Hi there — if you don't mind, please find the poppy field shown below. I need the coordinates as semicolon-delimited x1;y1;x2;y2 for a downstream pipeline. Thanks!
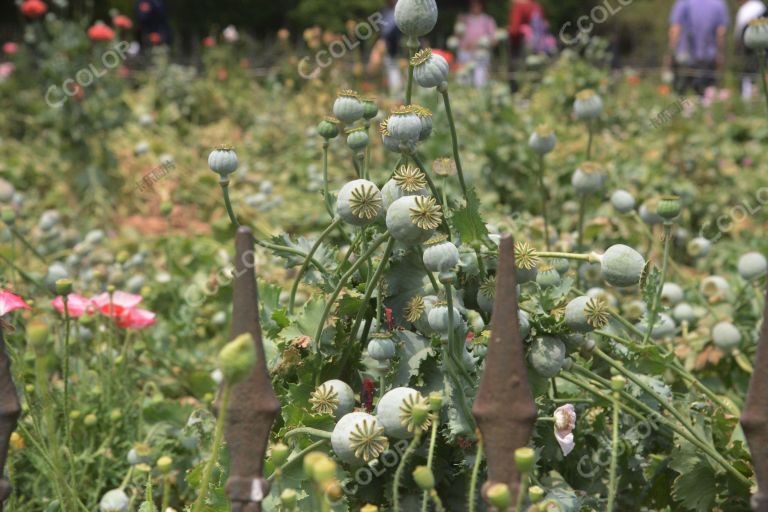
1;1;768;511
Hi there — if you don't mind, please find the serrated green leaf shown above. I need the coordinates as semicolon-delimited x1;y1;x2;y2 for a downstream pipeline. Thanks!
451;187;489;245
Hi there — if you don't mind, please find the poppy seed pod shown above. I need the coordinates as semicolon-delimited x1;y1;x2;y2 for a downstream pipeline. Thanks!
362;97;379;120
660;282;684;306
412;466;436;491
701;275;730;300
99;489;130;512
427;303;461;334
737;252;767;281
422;234;459;272
317;117;341;140
218;333;257;385
387;107;423;146
745;18;768;50
712;321;741;352
639;200;664;225
208;145;238;177
611;190;636;213
572;162;605;195
381;164;428;208
687;237;711;258
529;335;566;378
331;412;388;464
412;48;449;89
566;296;605;332
477;277;495;314
386;195;442;245
376;387;427;439
636;313;676;340
528;124;557;155
379;120;402;153
346;127;369;151
600;244;646;288
573;89;603;120
673;302;697;324
394;0;438;38
333;90;365;124
657;195;682;221
310;379;355;418
536;265;561;287
336;179;383;227
413;106;433;141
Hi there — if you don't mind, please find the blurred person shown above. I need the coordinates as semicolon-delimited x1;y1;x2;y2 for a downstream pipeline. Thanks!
367;0;403;96
457;0;498;88
735;0;767;98
135;0;172;48
508;0;545;92
667;0;729;95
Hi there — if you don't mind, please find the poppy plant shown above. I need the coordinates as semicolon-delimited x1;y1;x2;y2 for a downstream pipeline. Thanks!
20;0;47;19
0;289;31;316
91;291;143;317
51;294;93;318
88;22;116;42
113;15;133;30
116;308;156;329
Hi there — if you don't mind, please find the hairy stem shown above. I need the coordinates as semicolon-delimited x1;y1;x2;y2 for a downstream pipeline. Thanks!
192;383;232;512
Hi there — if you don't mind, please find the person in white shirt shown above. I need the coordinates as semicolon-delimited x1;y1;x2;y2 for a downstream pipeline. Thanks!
735;0;767;98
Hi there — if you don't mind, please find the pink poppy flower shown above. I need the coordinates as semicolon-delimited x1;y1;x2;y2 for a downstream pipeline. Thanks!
51;294;92;318
0;289;31;316
554;404;576;456
91;291;143;317
116;308;156;329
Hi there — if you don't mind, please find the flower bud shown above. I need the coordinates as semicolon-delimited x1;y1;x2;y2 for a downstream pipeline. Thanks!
218;333;257;385
610;375;626;391
514;447;535;473
9;432;24;451
528;485;545;504
486;482;511;510
271;442;290;466
69;410;82;421
303;451;326;478
157;455;173;474
84;413;98;426
312;456;337;483
428;391;443;412
412;465;435;490
280;488;298;509
55;278;73;297
110;408;122;421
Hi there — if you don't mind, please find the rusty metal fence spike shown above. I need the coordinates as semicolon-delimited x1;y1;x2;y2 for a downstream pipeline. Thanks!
223;227;281;512
0;325;20;511
472;235;537;511
741;282;768;512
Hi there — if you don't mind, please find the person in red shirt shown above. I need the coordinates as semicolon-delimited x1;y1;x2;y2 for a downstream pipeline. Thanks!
508;0;545;92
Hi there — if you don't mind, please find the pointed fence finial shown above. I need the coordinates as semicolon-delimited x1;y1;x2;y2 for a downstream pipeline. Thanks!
223;227;281;512
741;282;768;512
472;235;537;510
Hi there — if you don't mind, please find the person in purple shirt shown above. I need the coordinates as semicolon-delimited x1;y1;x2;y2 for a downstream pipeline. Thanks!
667;0;730;94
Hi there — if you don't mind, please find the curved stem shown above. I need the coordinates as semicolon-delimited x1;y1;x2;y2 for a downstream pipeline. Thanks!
439;88;469;201
534;251;597;263
284;427;334;440
322;141;334;218
429;490;447;512
393;431;422;512
642;223;673;345
313;234;390;352
421;416;440;512
607;389;620;512
254;239;329;275
220;179;239;228
288;218;343;314
468;438;484;512
192;383;232;512
267;440;328;482
538;154;550;250
350;237;396;344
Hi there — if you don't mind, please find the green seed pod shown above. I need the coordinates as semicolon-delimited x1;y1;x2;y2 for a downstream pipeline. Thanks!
412;465;435;491
386;107;422;146
514;241;539;284
376;387;428;439
333;90;364;124
362;97;379;120
55;278;73;296
271;442;290;466
573;89;603;120
346;127;369;151
636;313;676;340
600;244;645;288
413;106;433;141
312;457;337;483
565;296;609;332
712;321;741;352
310;379;356;419
379;120;403;153
336;179;383;227
610;189;636;213
303;451;326;478
529;335;566;378
518;310;531;339
528;124;557;155
700;275;730;300
428;391;443;411
317;117;341;139
218;333;257;385
386;195;442;245
367;333;396;362
745;18;768;50
672;303;697;324
529;485;545;504
99;489;129;512
536;265;561;288
394;0;438;38
84;413;98;426
486;483;512;510
381;164;428;208
405;294;438;335
738;252;767;281
208;145;238;177
660;282;684;307
571;162;605;195
657;195;682;221
514;447;535;473
331;412;388;464
412;48;449;89
639;200;664;225
157;455;173;474
427;303;460;334
280;489;298;509
422;234;459;272
477;276;495;314
687;237;711;258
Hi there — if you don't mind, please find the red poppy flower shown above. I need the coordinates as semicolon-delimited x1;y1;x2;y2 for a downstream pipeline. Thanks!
149;32;162;45
2;42;18;55
88;22;115;42
116;308;156;329
91;291;143;317
51;294;93;318
0;290;31;316
113;15;133;30
139;2;151;13
20;0;47;19
216;67;228;81
202;36;215;47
